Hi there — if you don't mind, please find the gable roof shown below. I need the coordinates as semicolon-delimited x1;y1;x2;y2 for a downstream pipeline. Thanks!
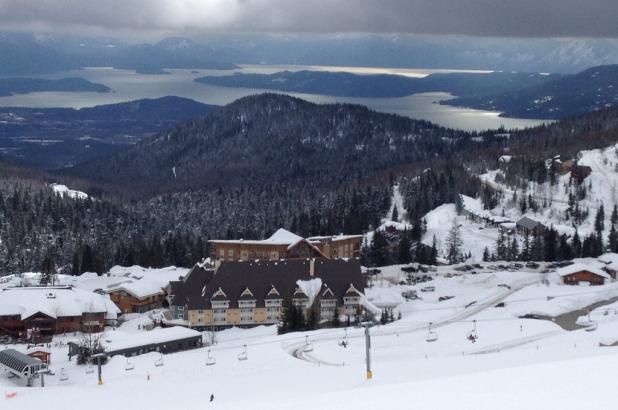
185;259;363;310
516;216;544;230
0;286;120;320
557;263;610;279
209;228;303;246
169;266;214;309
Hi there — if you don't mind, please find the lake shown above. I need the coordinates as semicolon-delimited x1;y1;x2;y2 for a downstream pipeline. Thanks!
0;65;549;132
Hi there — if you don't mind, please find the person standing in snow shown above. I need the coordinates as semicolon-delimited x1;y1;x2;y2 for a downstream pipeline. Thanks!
210;394;214;402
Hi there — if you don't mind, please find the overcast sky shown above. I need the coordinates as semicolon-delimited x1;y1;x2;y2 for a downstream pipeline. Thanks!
0;0;616;40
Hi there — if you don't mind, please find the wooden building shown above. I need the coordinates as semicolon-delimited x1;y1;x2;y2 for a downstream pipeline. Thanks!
0;287;119;339
558;264;610;285
209;228;362;263
26;347;51;364
98;279;168;314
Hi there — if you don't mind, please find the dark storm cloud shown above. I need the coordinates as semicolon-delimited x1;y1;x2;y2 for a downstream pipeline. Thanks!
0;0;616;38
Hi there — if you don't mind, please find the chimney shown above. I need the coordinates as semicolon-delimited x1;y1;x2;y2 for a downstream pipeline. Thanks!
309;258;315;277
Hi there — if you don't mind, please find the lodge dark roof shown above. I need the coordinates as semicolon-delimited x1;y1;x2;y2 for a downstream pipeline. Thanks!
169;265;214;309
516;216;544;231
185;258;363;310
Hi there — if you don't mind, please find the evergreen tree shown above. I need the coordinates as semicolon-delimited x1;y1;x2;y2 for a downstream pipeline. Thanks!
455;194;464;216
495;230;508;261
558;234;573;261
398;230;412;264
612;205;618;226
430;236;438;265
370;230;388;266
391;206;399;222
482;246;491;262
595;205;605;233
609;224;618;253
445;221;463;264
543;226;558;262
572;229;582;258
509;237;519;261
40;253;56;285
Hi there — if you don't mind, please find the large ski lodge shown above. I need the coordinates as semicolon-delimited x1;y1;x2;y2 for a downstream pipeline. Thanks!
209;228;363;264
169;258;365;330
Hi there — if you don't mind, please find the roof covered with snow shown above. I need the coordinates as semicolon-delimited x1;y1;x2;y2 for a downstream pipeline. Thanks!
0;286;120;319
209;228;362;247
101;326;201;353
556;263;610;278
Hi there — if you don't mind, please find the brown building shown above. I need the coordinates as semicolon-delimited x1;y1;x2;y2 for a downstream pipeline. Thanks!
209;228;363;264
107;288;167;314
558;264;610;285
26;347;51;364
0;287;120;339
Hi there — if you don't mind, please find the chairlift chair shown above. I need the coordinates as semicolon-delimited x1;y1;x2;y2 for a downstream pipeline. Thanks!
303;336;314;353
125;358;135;371
466;320;478;343
583;312;598;332
206;349;216;366
154;354;164;367
338;329;349;348
237;344;248;361
425;322;438;343
59;368;69;381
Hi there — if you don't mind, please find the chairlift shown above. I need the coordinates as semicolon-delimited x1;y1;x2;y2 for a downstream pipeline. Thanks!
426;322;438;343
125;358;135;371
583;312;598;332
154;354;164;367
466;320;478;343
303;335;314;353
338;328;349;348
59;368;69;381
206;349;216;366
237;344;248;361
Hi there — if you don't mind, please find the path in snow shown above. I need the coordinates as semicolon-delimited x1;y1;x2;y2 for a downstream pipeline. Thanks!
287;276;540;365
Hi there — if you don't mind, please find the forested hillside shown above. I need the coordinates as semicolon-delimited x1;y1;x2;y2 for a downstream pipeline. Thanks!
2;95;618;274
447;65;618;119
62;93;480;196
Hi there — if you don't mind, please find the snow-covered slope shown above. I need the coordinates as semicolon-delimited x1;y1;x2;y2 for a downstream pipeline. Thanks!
482;143;618;237
5;264;618;409
50;183;88;199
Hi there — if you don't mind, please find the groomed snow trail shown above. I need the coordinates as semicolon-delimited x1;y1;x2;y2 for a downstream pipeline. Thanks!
287;276;540;365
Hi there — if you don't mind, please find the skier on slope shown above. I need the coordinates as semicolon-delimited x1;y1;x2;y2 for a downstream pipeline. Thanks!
210;394;214;402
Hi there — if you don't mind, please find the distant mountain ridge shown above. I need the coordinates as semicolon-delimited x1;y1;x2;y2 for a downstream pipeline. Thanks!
446;65;618;119
3;32;618;76
0;33;236;75
195;70;562;99
0;77;110;96
0;96;218;169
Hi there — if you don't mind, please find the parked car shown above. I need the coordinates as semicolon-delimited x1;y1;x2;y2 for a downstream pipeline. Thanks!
421;286;435;293
497;283;511;290
402;290;419;300
465;301;477;308
438;296;454;302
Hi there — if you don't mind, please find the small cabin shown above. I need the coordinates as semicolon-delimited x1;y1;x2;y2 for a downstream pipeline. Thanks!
558;264;609;286
26;347;51;365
